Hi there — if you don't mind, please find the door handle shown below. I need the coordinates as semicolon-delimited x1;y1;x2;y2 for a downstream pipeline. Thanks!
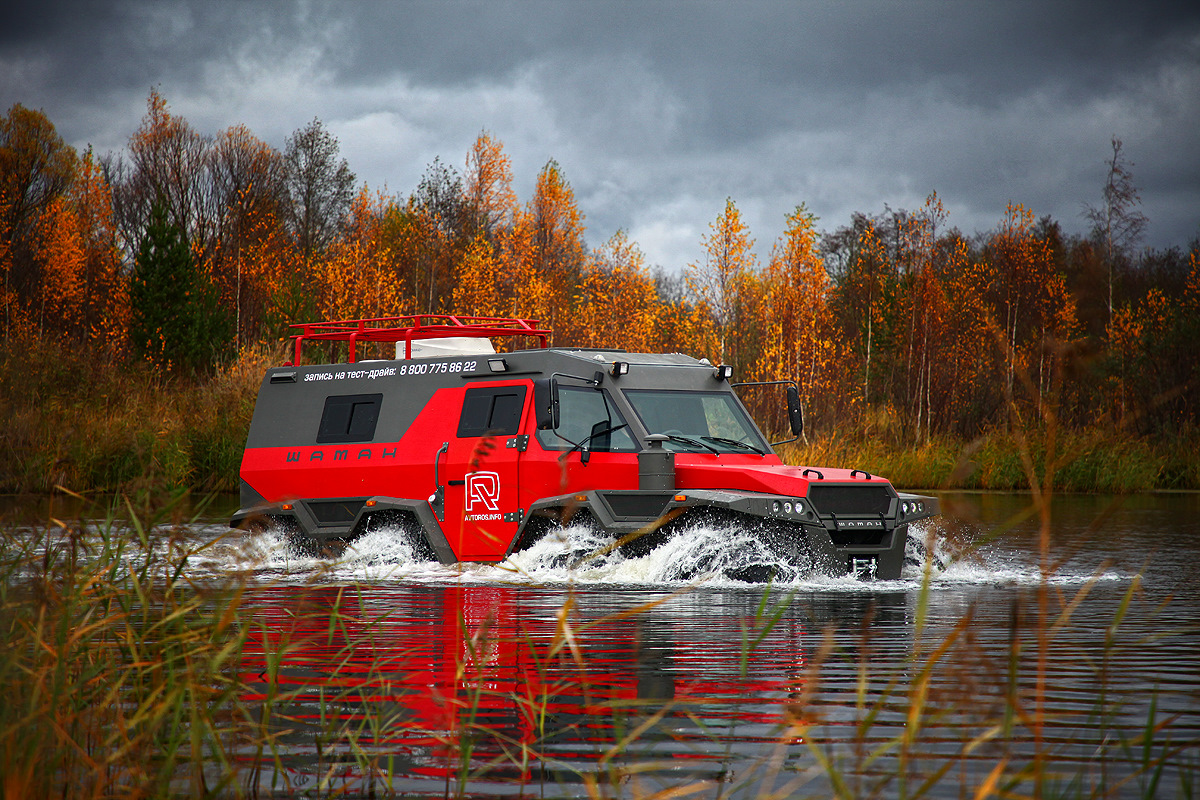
429;442;449;521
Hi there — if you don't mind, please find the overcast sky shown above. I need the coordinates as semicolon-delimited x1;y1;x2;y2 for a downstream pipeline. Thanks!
3;0;1198;271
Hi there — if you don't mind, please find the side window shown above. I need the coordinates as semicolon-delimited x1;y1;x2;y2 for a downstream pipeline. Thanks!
457;386;528;437
317;393;383;443
536;387;638;452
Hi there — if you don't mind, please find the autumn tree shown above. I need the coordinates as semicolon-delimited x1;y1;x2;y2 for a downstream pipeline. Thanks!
686;198;756;365
511;160;588;340
0;104;78;333
751;205;832;433
983;203;1077;411
580;230;660;351
36;149;127;349
899;193;948;441
464;131;517;241
209;124;287;345
453;234;508;318
826;215;899;410
283;118;355;262
316;188;407;328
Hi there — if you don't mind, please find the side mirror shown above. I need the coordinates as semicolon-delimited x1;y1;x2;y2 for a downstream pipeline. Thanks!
533;378;560;430
786;385;804;436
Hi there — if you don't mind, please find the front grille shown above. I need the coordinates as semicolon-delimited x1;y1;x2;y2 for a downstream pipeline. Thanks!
830;529;891;547
307;499;365;525
601;492;672;520
808;484;893;516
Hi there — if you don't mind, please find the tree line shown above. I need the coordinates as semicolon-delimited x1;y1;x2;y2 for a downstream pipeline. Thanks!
2;93;1196;444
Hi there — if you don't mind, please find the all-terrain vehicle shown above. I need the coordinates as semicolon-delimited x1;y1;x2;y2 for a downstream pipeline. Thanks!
231;315;938;580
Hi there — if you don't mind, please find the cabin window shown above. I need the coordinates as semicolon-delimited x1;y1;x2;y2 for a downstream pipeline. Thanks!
457;386;528;437
536;387;638;452
317;393;383;443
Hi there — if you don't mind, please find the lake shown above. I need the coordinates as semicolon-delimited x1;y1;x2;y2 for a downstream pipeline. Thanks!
11;491;1200;797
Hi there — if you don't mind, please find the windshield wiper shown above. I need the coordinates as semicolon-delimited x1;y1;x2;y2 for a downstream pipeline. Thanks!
560;423;629;462
659;433;721;454
702;435;763;454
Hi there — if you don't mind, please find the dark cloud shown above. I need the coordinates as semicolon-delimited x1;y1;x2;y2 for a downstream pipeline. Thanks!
3;0;1198;268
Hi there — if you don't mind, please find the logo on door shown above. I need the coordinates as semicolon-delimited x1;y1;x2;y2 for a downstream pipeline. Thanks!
465;471;501;513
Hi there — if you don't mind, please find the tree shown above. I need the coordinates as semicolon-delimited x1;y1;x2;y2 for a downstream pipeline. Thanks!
110;89;212;257
513;160;587;338
0;104;78;333
410;158;467;312
129;201;230;374
753;205;832;432
686;198;757;364
1085;136;1148;326
283;118;355;262
210;124;287;344
0;104;78;245
37;148;127;349
464;131;517;240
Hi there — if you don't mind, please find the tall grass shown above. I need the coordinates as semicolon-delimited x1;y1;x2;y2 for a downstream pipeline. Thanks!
776;424;1193;492
0;493;250;798
0;337;273;495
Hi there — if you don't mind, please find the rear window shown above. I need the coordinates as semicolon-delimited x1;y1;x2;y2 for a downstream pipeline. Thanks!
457;386;528;437
317;394;383;443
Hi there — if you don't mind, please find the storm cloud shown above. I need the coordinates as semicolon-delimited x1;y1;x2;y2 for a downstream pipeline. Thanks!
3;0;1197;269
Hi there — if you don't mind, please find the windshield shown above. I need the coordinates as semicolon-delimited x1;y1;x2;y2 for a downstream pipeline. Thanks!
624;389;768;454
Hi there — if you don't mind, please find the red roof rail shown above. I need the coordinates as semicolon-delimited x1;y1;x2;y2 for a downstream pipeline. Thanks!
287;315;552;365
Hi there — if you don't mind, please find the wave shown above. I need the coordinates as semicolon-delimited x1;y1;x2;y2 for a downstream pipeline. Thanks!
196;519;1126;590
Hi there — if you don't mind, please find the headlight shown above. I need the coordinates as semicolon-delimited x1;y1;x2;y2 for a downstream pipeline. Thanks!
795;500;804;514
783;502;793;514
772;500;781;513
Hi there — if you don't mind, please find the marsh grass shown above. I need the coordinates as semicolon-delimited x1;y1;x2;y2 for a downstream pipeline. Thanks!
0;492;252;798
776;425;1193;493
0;337;274;495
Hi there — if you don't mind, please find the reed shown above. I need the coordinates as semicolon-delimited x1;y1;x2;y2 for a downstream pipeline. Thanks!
0;493;253;798
0;337;272;495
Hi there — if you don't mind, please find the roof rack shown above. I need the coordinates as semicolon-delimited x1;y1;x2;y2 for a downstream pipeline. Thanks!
288;315;552;365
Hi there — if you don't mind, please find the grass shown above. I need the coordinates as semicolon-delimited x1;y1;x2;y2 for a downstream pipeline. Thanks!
0;493;250;798
776;424;1196;492
0;337;271;495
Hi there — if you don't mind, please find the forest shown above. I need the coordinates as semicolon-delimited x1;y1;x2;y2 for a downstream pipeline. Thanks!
2;91;1197;495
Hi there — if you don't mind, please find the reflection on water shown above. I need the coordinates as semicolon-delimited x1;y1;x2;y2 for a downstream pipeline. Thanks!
238;584;818;796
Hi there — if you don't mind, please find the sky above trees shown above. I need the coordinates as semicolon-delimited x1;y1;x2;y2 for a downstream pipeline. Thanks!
2;0;1198;270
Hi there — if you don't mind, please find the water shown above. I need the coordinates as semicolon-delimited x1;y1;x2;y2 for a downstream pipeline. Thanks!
14;492;1200;797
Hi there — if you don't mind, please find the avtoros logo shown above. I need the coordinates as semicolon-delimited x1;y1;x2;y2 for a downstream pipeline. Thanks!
465;471;501;520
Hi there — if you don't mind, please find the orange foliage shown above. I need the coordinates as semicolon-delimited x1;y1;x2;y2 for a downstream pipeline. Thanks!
4;97;1196;440
316;188;407;324
35;150;127;349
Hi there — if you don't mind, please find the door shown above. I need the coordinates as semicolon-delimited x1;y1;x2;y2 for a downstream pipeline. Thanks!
444;383;529;560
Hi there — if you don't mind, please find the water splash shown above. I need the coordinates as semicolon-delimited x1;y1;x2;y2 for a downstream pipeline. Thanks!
203;517;1126;590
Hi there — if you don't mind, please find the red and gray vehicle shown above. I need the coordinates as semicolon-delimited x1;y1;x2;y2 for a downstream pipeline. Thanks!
231;315;938;580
